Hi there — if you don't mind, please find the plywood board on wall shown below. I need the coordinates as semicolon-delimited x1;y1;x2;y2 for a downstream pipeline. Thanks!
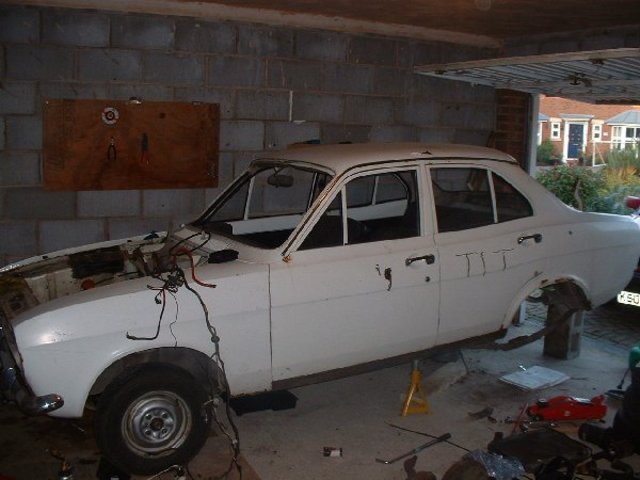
43;99;219;191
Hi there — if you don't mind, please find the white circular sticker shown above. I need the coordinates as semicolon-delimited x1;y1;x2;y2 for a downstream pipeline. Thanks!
101;107;120;125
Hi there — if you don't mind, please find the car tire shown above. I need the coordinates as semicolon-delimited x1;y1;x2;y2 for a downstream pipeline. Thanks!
95;366;211;475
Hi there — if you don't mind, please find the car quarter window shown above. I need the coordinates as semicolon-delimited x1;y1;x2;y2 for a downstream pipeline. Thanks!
431;167;533;233
299;169;420;250
492;172;533;222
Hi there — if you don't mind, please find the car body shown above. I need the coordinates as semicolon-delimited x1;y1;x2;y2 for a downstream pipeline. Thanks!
1;143;639;473
527;395;607;421
616;196;640;309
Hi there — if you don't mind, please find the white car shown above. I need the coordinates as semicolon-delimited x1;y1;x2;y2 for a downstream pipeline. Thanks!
1;143;639;474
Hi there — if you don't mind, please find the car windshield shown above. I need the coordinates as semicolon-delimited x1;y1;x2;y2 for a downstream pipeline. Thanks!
196;163;333;249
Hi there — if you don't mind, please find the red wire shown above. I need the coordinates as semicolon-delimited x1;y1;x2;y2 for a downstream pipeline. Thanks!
172;247;217;289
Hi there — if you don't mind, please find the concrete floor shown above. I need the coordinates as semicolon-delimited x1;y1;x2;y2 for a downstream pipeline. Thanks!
0;307;638;479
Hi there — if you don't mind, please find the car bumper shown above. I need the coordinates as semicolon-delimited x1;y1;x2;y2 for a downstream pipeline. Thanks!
0;316;63;415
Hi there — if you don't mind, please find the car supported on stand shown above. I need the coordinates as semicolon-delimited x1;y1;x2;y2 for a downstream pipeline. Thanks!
1;143;639;475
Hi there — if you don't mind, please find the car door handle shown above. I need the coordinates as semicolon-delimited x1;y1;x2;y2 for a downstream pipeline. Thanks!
517;233;543;244
405;254;436;266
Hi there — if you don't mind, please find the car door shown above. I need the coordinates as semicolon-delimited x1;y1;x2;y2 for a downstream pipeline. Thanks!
269;165;440;382
429;164;544;345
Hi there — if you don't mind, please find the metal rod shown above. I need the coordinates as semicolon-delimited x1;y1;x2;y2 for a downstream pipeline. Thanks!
375;433;451;465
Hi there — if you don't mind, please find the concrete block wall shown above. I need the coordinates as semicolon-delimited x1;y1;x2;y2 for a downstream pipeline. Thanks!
0;5;498;265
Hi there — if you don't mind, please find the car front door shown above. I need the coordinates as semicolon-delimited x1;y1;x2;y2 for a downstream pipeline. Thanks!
269;165;440;382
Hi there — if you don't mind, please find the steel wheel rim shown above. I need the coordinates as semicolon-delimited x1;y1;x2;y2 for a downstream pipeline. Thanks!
122;390;192;456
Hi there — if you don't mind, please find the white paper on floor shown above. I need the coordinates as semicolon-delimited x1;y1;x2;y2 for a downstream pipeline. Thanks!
500;365;570;390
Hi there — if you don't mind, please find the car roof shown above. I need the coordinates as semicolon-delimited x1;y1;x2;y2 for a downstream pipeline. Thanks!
256;142;517;174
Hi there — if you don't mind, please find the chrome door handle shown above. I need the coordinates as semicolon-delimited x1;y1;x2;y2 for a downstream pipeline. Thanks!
518;233;542;244
405;254;435;266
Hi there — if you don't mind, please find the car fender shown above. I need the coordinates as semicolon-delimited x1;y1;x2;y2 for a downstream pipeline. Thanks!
500;273;591;331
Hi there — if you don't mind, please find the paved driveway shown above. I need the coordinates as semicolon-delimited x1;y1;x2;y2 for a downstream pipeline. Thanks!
526;302;640;349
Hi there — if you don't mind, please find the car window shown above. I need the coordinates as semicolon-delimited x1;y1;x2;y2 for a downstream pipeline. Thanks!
431;167;534;233
431;167;494;232
299;170;420;249
492;173;533;222
198;165;333;249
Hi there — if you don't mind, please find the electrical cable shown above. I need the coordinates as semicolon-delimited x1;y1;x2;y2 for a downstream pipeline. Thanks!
128;245;241;479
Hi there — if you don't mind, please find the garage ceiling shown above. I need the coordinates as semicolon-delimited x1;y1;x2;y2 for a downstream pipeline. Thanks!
16;0;640;103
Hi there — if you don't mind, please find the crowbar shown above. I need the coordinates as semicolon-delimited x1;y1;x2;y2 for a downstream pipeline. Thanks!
375;432;451;465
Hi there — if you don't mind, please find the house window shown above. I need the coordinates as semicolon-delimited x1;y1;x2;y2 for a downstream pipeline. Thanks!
612;126;640;150
550;122;561;140
592;124;602;142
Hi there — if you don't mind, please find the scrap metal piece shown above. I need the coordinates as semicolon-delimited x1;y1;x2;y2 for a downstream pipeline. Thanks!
376;433;451;465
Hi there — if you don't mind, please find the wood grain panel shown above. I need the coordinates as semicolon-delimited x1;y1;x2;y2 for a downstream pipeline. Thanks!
43;99;219;191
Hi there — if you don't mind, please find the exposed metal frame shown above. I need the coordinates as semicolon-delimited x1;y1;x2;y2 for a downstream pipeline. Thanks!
415;48;640;104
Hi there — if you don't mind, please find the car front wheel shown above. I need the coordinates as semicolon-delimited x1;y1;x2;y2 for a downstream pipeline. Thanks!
95;366;211;475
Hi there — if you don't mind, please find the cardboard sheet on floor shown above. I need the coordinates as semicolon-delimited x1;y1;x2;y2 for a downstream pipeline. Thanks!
499;365;569;390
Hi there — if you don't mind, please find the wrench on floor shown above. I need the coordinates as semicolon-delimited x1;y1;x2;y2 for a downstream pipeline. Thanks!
375;432;452;465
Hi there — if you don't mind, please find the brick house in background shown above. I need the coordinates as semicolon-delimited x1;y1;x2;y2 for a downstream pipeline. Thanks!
538;96;640;164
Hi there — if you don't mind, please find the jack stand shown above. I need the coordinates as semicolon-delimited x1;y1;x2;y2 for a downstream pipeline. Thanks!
401;359;431;416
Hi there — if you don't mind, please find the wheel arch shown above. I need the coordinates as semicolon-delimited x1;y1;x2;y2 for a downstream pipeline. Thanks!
501;274;592;330
89;347;222;399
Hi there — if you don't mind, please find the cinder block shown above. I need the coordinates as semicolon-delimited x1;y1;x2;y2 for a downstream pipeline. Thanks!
322;64;374;94
0;6;39;44
295;30;348;62
42;10;109;47
4;188;75;219
265;121;320;150
453;129;492;145
0;151;40;186
142;189;206;218
441;103;495;129
7;45;74;81
78;190;141;217
109;84;173;101
40;219;105;253
292;93;344;123
369;125;416;142
143;53;204;85
111;14;175;50
220;120;264;151
405;41;445;67
208;55;265;87
267;59;322;91
6;116;42;150
174;87;235;118
213;151;234;187
373;67;408;97
582;33;625;51
175;19;236;53
238;25;293;57
401;98;439;126
0;82;36;114
349;36;397;66
0;221;37;256
107;217;171;240
321;124;371;144
41;82;110;99
231;151;258;177
418;127;455;143
78;49;142;82
344;96;393;125
237;90;289;120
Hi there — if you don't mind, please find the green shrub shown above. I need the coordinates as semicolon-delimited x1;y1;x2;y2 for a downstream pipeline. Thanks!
536;139;560;165
536;165;605;211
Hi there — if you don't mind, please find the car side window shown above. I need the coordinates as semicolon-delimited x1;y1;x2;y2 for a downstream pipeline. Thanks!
431;168;534;233
492;173;533;222
299;170;420;249
431;168;494;232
